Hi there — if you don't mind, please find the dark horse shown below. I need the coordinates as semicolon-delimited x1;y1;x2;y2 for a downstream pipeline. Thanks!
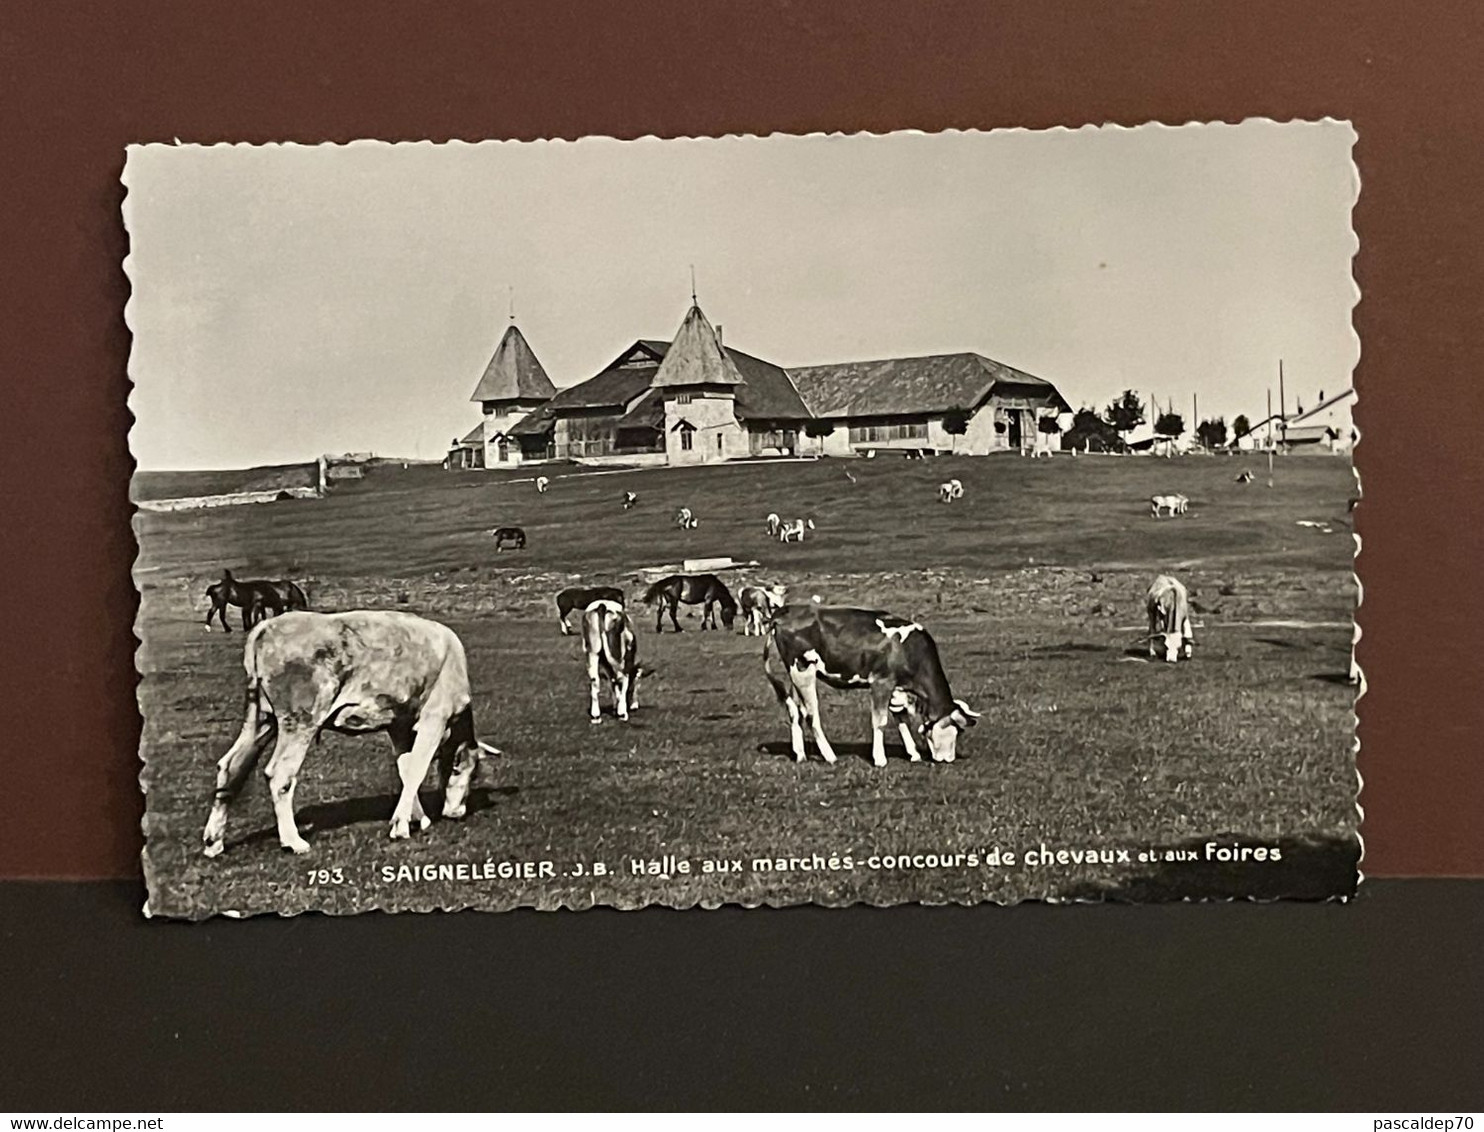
642;573;736;633
490;526;526;551
204;569;308;632
555;585;625;636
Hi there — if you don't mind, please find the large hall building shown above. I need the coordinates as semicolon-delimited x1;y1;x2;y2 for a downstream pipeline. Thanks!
456;303;1070;468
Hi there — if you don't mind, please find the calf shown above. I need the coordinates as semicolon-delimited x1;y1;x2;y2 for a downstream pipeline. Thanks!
738;583;787;636
535;476;550;494
555;585;624;635
1150;494;1186;518
490;526;526;551
201;611;499;858
582;600;640;722
779;518;815;543
1145;574;1195;662
765;604;980;767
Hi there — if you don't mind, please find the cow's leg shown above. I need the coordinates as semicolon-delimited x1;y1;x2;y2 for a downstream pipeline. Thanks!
897;717;922;762
557;605;571;635
792;669;837;764
202;706;275;857
628;666;641;711
263;727;316;854
588;649;603;722
764;646;808;762
614;669;631;722
387;720;431;832
868;685;893;768
389;714;446;840
667;598;682;633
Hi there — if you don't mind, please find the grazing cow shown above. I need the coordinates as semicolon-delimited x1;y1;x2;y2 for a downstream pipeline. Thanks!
1145;574;1195;662
765;512;783;538
489;526;526;551
205;569;308;633
938;479;964;503
622;491;638;510
200;611;499;858
535;476;550;494
738;583;787;636
555;585;625;635
1150;494;1188;518
765;604;980;767
582;600;641;722
675;506;697;530
779;518;815;543
1236;470;1255;483
643;573;736;632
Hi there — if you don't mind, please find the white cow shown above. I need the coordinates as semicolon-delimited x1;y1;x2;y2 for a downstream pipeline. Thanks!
1151;493;1188;518
1145;574;1195;662
779;518;815;543
535;476;550;494
201;611;499;858
938;479;964;503
675;506;696;529
583;600;640;722
622;490;638;510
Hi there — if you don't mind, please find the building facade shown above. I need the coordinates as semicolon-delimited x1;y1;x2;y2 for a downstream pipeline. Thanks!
455;302;1071;468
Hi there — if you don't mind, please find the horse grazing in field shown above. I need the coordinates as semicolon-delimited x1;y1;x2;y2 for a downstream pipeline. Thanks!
642;573;737;633
205;570;308;633
489;526;526;551
555;585;625;635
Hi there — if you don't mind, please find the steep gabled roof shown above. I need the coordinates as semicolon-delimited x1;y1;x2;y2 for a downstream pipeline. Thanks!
788;352;1068;418
469;324;558;403
455;423;484;447
651;305;745;388
728;347;811;421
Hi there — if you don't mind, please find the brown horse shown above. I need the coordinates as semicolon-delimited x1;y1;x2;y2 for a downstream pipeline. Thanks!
205;570;308;632
555;585;625;635
642;573;736;633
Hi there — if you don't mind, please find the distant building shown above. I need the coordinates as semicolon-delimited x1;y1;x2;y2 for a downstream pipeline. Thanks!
481;302;1070;466
468;322;559;467
1281;388;1356;453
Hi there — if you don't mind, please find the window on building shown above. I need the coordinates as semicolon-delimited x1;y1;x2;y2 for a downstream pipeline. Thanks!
679;427;693;451
675;393;692;405
717;434;723;453
848;420;929;444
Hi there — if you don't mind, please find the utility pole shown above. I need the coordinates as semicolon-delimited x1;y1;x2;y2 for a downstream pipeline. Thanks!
1278;359;1287;448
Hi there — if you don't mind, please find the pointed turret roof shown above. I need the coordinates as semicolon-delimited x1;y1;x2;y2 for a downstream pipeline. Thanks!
651;305;745;388
469;324;557;403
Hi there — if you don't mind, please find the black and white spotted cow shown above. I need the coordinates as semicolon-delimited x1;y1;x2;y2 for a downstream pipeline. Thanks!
764;603;980;767
582;599;640;722
1145;574;1195;662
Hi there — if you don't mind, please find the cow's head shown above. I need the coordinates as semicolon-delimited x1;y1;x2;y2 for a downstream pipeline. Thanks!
1147;631;1189;663
719;602;737;631
438;708;497;820
924;699;981;762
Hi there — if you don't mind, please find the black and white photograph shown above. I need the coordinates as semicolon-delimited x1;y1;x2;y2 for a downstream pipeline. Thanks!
126;123;1362;918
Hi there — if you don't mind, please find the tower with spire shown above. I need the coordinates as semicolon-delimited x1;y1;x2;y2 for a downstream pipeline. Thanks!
468;308;557;466
651;301;748;465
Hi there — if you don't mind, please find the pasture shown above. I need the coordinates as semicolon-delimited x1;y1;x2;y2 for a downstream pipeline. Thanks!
134;452;1361;916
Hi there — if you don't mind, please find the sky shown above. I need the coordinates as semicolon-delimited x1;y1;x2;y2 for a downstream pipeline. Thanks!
124;122;1358;470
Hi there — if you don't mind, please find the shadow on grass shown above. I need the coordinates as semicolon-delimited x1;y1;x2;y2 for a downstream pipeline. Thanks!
1257;637;1303;650
1031;642;1112;656
1310;671;1359;686
233;784;518;850
1057;832;1361;902
755;739;961;766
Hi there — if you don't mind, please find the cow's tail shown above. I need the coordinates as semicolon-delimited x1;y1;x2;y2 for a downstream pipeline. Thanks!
237;624;275;734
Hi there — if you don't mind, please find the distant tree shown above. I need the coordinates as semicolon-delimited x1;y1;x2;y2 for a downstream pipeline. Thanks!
941;408;971;436
1196;417;1228;448
802;419;836;439
1232;413;1252;440
1103;390;1145;444
1037;414;1063;437
1064;406;1122;452
1155;411;1185;438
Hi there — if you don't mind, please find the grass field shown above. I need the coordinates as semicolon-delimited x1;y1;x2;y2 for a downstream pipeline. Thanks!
134;452;1362;916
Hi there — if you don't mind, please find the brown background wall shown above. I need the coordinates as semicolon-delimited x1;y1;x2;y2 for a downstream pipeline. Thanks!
2;0;1480;880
